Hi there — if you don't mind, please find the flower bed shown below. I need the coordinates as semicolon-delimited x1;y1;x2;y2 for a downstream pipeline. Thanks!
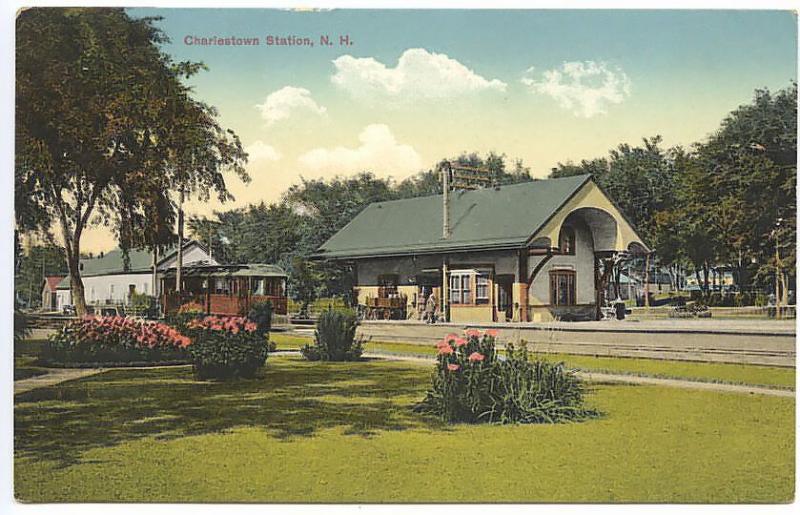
42;316;192;365
416;329;597;424
185;315;267;380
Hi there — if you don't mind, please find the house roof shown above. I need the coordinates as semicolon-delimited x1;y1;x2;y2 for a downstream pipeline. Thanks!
56;241;207;289
314;174;592;259
42;276;65;291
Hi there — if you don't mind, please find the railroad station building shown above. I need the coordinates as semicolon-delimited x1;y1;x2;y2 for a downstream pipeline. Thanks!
315;174;648;323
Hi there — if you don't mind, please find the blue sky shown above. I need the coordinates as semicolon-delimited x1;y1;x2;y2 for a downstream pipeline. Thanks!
82;8;797;251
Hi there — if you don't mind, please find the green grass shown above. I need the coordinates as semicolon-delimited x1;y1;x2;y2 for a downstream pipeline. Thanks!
269;333;796;389
14;355;794;502
14;339;51;381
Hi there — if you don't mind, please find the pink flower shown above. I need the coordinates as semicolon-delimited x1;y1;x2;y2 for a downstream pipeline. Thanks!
468;352;485;362
452;337;468;347
485;329;499;338
465;329;482;338
437;345;454;356
447;363;460;371
444;333;459;343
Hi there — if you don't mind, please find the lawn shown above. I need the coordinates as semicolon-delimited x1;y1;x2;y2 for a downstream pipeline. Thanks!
270;333;796;388
14;339;50;381
15;355;794;502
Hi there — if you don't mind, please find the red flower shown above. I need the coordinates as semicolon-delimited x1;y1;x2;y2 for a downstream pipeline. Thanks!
447;363;460;371
465;329;482;338
437;345;454;356
485;329;499;338
468;352;485;362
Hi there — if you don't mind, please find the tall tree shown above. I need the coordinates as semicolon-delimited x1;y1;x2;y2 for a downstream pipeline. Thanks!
16;8;247;314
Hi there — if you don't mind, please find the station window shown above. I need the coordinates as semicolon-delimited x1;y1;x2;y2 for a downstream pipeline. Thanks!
550;270;576;306
449;273;471;304
475;273;490;304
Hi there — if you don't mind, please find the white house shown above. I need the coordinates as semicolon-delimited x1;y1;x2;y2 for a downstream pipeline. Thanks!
40;275;65;311
55;241;216;311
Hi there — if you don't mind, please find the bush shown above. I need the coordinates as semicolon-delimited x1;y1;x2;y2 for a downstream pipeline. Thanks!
43;316;191;365
247;300;272;338
301;309;363;361
416;329;597;424
166;302;205;333
186;316;267;380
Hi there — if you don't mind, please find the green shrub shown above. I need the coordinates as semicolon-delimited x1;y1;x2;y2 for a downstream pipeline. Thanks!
14;310;31;342
42;316;191;365
416;329;597;424
247;300;272;337
186;316;267;380
301;309;363;361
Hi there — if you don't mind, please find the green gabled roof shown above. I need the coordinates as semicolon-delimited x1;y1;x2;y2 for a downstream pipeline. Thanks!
315;174;592;259
55;241;205;289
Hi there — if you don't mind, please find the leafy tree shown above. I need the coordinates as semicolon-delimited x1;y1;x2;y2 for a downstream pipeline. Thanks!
290;256;321;317
688;84;796;293
550;136;679;245
16;8;247;314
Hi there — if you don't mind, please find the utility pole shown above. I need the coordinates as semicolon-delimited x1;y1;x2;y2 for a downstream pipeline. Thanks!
775;230;781;320
207;220;213;262
441;163;450;322
441;162;451;239
176;189;184;295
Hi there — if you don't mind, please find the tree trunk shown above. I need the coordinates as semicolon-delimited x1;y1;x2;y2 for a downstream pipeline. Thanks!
67;251;87;316
59;216;88;316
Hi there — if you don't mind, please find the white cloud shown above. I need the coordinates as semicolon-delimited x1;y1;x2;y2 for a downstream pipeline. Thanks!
521;61;631;118
331;48;507;102
256;86;327;125
298;124;422;178
245;140;282;162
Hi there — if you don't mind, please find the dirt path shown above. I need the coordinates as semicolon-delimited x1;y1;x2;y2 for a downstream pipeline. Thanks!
362;352;796;398
14;353;794;399
14;368;103;395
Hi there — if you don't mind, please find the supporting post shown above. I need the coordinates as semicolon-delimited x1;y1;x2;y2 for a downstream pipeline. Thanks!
517;249;529;322
644;252;651;307
441;258;449;322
